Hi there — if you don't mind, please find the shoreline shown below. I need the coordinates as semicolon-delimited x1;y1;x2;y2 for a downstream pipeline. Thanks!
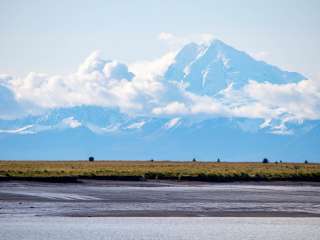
1;175;320;183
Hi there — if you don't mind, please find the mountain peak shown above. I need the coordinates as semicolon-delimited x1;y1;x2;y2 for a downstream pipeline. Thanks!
205;38;228;47
164;40;306;95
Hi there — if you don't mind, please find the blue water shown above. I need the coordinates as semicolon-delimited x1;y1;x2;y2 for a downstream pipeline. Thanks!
1;217;319;240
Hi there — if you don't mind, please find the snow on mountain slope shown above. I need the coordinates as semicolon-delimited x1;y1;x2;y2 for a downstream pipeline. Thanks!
0;114;318;161
165;40;306;95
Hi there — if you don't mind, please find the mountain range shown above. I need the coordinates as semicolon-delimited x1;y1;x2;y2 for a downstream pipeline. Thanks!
0;40;318;162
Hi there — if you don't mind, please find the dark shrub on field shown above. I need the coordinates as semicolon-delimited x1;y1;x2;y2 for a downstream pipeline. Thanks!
217;158;221;163
88;156;94;162
305;160;308;164
262;158;269;164
192;158;197;162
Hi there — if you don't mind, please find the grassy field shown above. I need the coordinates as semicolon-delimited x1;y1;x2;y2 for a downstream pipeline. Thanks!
1;161;320;182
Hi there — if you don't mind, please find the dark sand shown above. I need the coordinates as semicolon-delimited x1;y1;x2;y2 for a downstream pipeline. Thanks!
1;180;320;217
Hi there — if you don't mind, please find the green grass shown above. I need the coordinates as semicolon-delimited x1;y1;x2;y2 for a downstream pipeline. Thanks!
0;161;320;181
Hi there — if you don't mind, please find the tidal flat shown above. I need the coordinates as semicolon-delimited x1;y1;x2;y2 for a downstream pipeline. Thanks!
1;180;320;217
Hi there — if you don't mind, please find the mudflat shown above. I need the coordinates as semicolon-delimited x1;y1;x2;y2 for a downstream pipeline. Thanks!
1;180;320;217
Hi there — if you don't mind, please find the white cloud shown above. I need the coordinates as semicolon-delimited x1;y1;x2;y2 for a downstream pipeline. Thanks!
77;51;107;74
0;81;42;120
152;101;188;115
186;92;229;116
129;51;175;81
4;52;155;113
243;79;320;121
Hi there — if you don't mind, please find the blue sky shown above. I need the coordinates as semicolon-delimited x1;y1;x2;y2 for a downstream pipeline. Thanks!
0;0;319;78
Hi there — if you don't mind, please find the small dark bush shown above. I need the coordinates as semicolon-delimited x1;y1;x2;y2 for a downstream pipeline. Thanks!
192;158;197;162
150;159;154;162
305;160;308;164
262;158;269;164
217;158;221;163
89;156;94;162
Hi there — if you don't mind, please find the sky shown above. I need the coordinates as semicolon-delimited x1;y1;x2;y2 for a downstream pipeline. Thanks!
0;0;319;78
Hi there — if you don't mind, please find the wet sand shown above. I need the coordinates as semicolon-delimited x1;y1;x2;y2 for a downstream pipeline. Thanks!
1;180;320;217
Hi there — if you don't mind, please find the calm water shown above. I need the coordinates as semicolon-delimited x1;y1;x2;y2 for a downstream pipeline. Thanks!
1;217;319;240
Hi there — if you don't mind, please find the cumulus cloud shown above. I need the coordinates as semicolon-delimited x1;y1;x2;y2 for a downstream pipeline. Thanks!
3;52;158;114
0;77;43;120
152;101;188;115
0;84;24;119
129;51;175;81
0;50;178;120
243;79;320;121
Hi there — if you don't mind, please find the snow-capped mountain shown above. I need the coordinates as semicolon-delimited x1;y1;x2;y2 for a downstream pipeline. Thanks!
0;40;318;161
0;107;318;161
165;40;305;94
